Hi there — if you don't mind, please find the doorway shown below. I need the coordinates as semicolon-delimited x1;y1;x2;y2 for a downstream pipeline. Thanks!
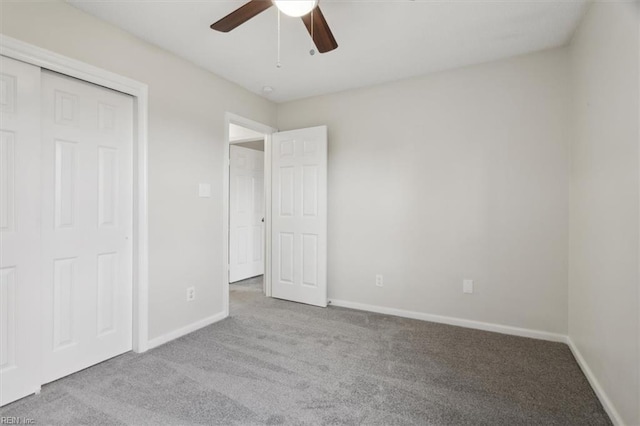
223;115;330;316
223;114;275;316
229;127;265;283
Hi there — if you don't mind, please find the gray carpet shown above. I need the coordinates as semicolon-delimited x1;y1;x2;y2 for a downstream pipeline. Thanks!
1;276;610;425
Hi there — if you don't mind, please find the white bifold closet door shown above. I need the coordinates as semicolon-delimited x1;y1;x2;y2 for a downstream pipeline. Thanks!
0;56;43;406
40;71;133;384
271;126;327;307
229;145;264;283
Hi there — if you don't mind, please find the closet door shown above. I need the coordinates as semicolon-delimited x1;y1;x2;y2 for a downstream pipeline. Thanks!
40;71;133;384
0;56;43;406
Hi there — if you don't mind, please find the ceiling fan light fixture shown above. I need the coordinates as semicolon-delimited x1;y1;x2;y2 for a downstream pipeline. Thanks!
273;0;318;17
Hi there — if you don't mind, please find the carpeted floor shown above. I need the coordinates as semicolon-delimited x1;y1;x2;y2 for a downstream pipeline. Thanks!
1;276;610;425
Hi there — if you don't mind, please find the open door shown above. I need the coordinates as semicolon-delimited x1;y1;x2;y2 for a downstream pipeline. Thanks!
271;126;327;307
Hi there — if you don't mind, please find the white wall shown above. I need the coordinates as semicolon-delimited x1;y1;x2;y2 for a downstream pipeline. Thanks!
0;1;277;340
568;2;639;425
278;48;571;335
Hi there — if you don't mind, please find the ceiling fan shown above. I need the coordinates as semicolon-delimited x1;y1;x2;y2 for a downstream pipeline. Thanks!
210;0;338;54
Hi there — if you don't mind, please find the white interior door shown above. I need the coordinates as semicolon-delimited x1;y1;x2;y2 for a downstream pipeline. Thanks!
40;71;133;384
229;145;264;283
271;126;327;307
0;56;43;406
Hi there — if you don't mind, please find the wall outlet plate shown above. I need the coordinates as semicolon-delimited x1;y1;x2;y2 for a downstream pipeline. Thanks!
375;274;384;287
186;286;196;301
463;279;473;294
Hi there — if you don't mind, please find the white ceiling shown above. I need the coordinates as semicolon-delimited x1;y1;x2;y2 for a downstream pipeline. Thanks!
69;0;587;103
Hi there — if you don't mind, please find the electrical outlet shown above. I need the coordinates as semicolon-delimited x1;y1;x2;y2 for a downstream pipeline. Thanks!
375;274;384;287
186;286;196;302
463;279;473;294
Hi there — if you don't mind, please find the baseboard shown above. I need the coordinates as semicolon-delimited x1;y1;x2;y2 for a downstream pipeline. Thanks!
147;311;228;350
328;299;567;343
566;337;624;426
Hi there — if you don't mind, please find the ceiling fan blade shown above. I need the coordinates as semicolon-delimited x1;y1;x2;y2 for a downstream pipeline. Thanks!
211;0;273;33
301;6;338;53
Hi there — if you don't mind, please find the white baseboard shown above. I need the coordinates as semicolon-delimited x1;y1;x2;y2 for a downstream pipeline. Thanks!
328;299;567;343
147;311;228;350
566;337;624;426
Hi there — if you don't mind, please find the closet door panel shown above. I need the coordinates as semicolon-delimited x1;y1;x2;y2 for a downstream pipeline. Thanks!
0;55;43;406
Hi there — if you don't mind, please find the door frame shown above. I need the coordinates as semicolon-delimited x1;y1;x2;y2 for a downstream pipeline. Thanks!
0;35;151;353
223;113;275;316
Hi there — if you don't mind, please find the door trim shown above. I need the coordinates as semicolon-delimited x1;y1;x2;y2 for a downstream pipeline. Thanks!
0;35;150;353
224;113;275;316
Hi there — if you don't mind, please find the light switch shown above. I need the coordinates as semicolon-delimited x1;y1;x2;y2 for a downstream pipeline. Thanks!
463;279;474;294
198;183;212;198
